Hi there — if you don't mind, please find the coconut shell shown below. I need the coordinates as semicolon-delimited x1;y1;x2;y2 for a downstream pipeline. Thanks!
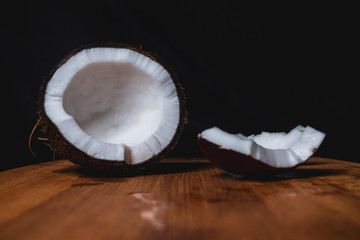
38;43;187;173
198;136;283;174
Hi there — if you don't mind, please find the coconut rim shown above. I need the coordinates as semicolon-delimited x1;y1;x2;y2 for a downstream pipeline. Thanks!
38;42;187;171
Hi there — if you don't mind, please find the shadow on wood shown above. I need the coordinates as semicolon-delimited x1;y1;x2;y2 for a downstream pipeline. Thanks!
218;167;344;182
52;160;211;180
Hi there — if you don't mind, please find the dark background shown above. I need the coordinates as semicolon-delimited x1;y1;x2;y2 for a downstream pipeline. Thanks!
2;1;357;171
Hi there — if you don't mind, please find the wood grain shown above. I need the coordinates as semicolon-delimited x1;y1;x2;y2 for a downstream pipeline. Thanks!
0;157;360;240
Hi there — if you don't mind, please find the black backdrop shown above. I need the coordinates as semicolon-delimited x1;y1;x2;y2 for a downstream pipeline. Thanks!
2;1;357;170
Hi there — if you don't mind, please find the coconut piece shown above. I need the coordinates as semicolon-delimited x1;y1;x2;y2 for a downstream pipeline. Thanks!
38;43;186;172
198;126;325;173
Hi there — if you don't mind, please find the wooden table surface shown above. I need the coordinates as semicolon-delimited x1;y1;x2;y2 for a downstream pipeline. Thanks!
0;157;360;240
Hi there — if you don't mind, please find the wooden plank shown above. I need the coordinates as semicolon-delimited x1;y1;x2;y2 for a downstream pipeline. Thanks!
0;157;360;240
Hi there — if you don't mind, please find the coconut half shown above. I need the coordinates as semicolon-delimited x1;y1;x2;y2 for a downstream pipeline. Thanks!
198;125;325;173
38;43;186;172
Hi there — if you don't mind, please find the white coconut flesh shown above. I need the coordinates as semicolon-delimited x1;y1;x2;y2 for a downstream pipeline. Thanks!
44;47;180;165
199;126;325;168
